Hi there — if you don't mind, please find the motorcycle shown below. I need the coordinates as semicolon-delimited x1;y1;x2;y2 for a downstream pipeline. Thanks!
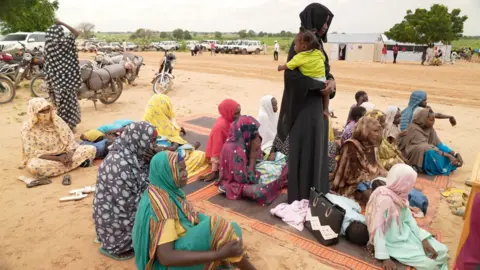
13;42;44;87
94;52;144;84
0;74;15;104
30;62;125;108
152;51;176;94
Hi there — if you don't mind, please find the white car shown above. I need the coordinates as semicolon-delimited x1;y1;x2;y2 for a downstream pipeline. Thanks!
126;42;138;51
0;32;46;52
200;40;219;51
236;40;263;54
158;41;179;51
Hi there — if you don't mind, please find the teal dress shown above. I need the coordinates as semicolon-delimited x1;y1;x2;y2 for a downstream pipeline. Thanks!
374;207;448;270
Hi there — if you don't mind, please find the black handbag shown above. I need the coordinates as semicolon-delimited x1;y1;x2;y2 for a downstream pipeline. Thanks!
305;187;346;246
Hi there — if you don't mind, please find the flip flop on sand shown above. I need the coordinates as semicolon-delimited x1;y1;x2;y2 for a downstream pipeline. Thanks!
27;178;52;188
99;248;134;261
59;192;88;202
62;175;71;186
441;188;464;197
69;186;95;194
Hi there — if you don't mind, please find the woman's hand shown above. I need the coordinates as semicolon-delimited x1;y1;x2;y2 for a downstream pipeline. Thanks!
58;152;74;166
399;130;407;137
320;80;335;97
382;259;397;270
218;240;244;259
447;154;459;166
180;127;186;136
455;153;464;167
449;116;457;126
422;239;438;259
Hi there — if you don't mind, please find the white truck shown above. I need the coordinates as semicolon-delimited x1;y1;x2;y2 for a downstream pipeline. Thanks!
236;40;263;55
0;32;46;52
157;41;179;51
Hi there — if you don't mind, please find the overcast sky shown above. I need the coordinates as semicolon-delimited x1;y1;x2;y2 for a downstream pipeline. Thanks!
56;0;479;35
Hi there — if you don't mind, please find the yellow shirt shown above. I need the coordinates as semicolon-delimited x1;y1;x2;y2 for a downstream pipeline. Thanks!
286;49;326;79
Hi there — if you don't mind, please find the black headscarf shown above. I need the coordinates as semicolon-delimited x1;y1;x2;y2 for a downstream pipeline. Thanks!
299;3;334;43
275;3;335;144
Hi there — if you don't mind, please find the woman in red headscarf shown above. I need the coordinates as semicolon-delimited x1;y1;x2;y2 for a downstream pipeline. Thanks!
200;99;241;181
455;193;480;270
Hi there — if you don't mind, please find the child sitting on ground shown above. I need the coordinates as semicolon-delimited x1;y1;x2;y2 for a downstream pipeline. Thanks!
278;27;329;118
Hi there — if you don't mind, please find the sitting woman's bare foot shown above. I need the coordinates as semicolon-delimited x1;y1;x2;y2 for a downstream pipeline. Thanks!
193;142;201;150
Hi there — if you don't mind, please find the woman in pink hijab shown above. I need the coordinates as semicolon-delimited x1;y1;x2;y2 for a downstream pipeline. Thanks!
366;164;448;270
455;193;480;270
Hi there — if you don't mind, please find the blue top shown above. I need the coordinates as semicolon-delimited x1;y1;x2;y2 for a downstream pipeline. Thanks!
400;91;427;131
326;193;366;235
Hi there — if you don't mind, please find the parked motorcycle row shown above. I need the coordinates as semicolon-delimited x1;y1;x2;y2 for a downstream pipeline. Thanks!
0;48;177;105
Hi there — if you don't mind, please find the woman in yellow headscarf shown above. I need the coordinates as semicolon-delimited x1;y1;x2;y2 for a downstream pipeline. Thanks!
143;94;208;177
365;110;405;170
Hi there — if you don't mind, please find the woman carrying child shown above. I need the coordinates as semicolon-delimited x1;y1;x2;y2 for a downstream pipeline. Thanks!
273;3;336;203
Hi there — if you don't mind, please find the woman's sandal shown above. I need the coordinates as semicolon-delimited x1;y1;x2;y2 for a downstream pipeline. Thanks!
98;247;134;261
62;175;71;186
27;177;52;188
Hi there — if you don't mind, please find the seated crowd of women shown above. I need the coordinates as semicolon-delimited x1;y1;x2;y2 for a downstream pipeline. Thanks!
20;88;468;269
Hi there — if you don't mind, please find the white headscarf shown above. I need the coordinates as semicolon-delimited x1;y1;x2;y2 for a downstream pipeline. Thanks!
360;102;376;112
384;106;401;139
257;95;278;152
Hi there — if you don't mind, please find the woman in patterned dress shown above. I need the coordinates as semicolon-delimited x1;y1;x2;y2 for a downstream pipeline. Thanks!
21;98;96;177
93;121;158;260
218;115;286;206
132;151;256;270
44;20;82;130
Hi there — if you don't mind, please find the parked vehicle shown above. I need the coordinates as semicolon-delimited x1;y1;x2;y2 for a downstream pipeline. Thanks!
97;42;114;53
94;52;144;84
13;42;44;87
152;51;176;94
110;42;122;52
0;74;15;104
0;62;19;82
30;62;125;106
200;40;219;51
157;41;179;51
0;32;46;52
234;40;263;55
126;42;138;51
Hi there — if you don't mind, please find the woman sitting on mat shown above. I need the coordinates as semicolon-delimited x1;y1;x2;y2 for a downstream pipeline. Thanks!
455;193;480;270
143;94;209;178
218;115;286;206
399;108;463;175
257;95;279;154
341;106;366;145
331;115;387;204
366;110;405;170
21;98;96;177
201;99;241;181
132;151;256;270
366;164;448;270
93;121;158;260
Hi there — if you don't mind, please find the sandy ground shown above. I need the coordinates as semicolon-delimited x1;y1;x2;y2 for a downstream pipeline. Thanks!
1;51;479;269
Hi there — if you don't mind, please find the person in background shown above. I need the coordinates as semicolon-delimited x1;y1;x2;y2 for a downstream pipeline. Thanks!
201;99;241;182
341;106;367;144
346;90;368;125
455;193;480;270
132;151;256;270
263;43;267;55
421;47;427;65
366;164;448;270
273;41;279;61
44;20;82;131
190;43;196;56
381;45;387;64
210;42;216;56
451;50;458;65
393;43;399;64
383;106;403;145
122;40;127;52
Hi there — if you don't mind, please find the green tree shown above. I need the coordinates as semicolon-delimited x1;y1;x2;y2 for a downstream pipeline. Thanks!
0;0;59;34
172;28;184;40
385;4;468;44
184;30;192;40
258;31;265;37
238;30;247;39
77;22;95;39
192;32;197;37
247;30;256;37
130;28;154;40
280;30;286;37
214;31;222;39
160;32;168;38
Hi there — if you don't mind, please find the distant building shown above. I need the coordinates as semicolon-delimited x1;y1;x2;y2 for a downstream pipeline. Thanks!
323;33;451;62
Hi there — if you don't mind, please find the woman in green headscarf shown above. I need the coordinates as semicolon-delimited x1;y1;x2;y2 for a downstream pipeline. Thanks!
132;151;256;270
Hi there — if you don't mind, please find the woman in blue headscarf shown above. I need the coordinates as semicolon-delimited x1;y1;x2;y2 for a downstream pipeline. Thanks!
400;90;457;131
400;91;427;131
132;151;255;270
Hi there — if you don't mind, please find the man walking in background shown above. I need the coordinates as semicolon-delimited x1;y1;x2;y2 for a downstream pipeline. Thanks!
393;43;399;64
210;42;216;56
122;40;127;52
381;45;387;63
263;43;267;55
274;41;279;61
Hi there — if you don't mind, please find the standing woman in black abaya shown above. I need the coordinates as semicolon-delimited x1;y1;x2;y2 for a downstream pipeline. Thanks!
272;3;336;203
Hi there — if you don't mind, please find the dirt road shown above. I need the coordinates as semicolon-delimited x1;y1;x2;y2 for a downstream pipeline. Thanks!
0;51;478;269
